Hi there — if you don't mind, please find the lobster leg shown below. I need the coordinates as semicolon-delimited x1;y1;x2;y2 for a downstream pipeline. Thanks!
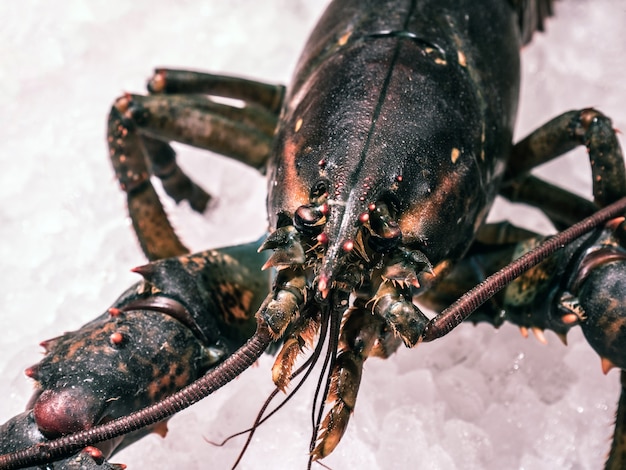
418;222;538;327
501;174;597;229
425;107;626;340
147;69;285;115
107;72;284;260
499;107;626;229
504;108;626;207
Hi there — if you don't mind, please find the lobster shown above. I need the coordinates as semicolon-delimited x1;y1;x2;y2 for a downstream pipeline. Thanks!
1;0;626;468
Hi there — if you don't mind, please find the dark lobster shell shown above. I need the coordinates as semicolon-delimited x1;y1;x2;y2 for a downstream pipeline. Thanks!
0;0;624;468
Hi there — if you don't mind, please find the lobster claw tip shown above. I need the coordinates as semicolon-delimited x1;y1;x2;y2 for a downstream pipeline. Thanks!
531;327;547;345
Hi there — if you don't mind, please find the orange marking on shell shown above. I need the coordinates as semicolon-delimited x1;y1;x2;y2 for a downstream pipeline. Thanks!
281;138;311;215
457;50;467;67
110;332;124;345
83;446;104;461
218;283;254;322
561;313;579;325
337;31;352;46
450;147;461;163
108;307;122;317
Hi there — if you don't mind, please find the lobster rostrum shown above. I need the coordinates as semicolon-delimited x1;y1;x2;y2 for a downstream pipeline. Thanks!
2;0;626;468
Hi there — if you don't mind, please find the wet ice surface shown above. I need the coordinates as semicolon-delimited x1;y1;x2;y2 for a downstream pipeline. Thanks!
0;1;625;469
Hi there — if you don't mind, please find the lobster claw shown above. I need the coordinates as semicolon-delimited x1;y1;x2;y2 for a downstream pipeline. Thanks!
578;259;626;372
0;410;127;469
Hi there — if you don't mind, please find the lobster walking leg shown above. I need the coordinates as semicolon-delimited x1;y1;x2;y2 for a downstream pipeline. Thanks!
423;106;626;338
501;174;596;229
147;69;285;114
504;108;626;207
108;72;284;260
496;108;625;230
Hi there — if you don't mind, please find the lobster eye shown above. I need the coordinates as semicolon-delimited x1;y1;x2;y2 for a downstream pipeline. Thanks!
368;200;401;251
294;203;326;235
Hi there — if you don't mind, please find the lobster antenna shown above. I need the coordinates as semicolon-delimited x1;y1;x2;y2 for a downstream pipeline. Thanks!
308;301;343;470
231;309;330;469
0;322;273;470
209;326;325;449
423;196;626;341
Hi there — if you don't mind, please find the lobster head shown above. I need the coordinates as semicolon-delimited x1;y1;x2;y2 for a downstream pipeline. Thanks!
262;37;506;347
